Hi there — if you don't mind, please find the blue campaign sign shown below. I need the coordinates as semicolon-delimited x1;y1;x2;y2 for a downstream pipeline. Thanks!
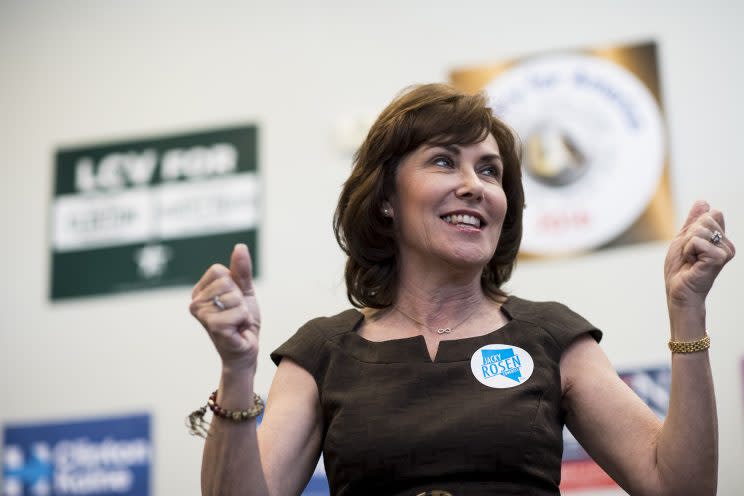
303;474;330;496
2;413;151;496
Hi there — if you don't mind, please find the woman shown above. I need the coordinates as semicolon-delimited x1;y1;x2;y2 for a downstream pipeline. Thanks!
189;84;734;495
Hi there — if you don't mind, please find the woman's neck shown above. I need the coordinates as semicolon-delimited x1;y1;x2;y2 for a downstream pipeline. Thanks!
393;267;487;328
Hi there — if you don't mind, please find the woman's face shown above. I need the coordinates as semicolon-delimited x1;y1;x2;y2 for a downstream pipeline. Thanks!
389;133;508;272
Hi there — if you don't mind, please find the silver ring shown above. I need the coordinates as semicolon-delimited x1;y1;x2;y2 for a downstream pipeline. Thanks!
212;295;226;311
710;230;722;245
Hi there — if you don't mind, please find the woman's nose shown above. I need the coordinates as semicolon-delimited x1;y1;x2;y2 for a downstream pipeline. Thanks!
455;169;484;201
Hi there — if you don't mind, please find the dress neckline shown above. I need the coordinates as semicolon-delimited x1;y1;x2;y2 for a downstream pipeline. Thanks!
342;295;518;364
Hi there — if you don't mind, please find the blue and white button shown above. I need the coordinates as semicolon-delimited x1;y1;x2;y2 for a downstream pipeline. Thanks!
470;344;535;388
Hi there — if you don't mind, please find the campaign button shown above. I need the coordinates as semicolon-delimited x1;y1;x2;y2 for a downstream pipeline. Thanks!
470;344;535;388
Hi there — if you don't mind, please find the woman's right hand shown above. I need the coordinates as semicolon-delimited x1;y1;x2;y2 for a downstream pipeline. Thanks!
190;243;261;372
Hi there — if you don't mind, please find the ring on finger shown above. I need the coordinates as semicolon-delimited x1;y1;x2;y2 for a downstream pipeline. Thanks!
710;230;723;245
212;295;226;311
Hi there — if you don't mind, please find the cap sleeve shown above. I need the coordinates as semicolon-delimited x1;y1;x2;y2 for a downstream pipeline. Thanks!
502;296;602;351
270;309;361;385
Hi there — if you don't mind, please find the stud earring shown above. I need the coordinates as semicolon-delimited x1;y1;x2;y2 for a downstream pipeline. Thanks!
382;207;391;217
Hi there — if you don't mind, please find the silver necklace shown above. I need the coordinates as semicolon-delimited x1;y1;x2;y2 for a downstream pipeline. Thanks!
393;304;481;335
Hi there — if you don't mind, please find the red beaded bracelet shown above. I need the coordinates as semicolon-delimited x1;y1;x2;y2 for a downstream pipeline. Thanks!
208;390;264;421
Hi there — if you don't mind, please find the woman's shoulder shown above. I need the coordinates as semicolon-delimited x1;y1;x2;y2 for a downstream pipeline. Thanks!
503;295;602;347
272;308;362;357
298;308;364;338
270;308;362;373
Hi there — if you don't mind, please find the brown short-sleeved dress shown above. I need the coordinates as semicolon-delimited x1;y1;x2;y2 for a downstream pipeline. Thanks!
270;296;602;496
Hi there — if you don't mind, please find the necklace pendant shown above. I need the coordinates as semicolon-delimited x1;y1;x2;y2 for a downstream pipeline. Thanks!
437;328;452;334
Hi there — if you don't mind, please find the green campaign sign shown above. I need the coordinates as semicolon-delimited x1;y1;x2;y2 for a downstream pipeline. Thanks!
50;125;259;300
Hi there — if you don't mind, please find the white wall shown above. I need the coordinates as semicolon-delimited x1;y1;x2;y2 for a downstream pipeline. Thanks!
1;1;742;494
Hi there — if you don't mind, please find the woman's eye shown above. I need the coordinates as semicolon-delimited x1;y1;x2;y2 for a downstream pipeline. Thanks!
480;165;501;178
433;156;454;168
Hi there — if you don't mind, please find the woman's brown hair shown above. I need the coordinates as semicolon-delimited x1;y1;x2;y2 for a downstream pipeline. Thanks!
333;83;524;308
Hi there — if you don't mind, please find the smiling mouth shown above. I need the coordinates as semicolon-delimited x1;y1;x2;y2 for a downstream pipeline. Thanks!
441;214;483;229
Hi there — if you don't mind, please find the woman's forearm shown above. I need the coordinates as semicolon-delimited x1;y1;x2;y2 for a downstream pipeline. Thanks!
202;367;270;496
655;304;717;496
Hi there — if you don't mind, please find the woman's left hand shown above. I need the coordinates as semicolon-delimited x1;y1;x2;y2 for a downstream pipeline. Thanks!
664;200;736;309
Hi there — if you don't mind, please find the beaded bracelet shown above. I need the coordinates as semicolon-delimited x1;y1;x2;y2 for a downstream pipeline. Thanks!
208;390;264;421
186;391;264;439
668;332;710;353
